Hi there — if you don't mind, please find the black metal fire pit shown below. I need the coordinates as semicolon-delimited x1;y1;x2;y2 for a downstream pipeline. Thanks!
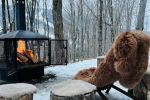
0;30;67;82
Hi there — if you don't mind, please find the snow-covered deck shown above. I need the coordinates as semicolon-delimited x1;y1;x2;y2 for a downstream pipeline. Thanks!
34;59;132;100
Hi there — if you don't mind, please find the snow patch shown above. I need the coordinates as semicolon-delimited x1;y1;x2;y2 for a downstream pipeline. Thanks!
45;59;97;77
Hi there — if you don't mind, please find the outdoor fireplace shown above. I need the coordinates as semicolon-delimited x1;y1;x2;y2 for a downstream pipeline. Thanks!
0;30;67;82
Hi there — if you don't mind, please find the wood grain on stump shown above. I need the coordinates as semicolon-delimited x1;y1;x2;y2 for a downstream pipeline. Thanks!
51;80;96;100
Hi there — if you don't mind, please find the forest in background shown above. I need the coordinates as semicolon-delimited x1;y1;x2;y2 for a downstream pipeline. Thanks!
0;0;149;63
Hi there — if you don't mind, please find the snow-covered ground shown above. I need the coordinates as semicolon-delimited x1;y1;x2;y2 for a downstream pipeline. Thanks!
34;59;131;100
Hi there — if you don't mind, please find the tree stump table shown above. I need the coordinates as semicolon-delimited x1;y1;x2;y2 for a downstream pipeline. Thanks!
51;80;96;100
0;83;37;100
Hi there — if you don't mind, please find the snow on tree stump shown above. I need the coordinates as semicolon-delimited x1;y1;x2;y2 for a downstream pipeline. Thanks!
97;56;105;67
0;83;37;100
51;80;96;100
133;66;150;100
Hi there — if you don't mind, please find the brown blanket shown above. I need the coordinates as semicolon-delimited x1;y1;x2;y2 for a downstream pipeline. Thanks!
74;30;150;89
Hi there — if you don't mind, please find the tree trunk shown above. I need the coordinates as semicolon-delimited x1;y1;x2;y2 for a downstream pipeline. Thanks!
70;0;76;62
6;0;12;31
136;0;147;30
80;0;84;60
45;0;50;37
26;0;37;31
108;0;114;42
2;0;6;33
52;0;64;64
97;0;103;56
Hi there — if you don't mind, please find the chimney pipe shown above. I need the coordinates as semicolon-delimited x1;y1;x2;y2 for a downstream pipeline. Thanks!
16;0;26;30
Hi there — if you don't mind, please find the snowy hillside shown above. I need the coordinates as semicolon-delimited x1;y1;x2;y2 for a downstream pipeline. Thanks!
34;59;131;100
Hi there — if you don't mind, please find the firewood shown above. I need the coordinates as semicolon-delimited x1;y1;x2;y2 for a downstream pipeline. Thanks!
25;50;37;63
17;53;28;62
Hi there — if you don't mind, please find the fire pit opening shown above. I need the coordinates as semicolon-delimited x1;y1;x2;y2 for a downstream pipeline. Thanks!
17;39;49;66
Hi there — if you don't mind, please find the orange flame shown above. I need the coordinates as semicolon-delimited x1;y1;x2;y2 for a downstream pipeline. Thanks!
17;40;26;54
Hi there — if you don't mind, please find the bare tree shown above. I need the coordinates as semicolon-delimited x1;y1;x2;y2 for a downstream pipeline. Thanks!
108;0;114;42
45;0;50;36
52;0;64;64
35;1;39;33
97;0;103;56
26;0;37;31
69;0;76;62
125;0;135;31
58;0;140;62
136;0;147;30
2;0;6;33
80;0;84;60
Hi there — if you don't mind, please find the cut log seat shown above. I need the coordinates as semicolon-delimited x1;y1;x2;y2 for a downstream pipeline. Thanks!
0;83;37;100
51;80;96;100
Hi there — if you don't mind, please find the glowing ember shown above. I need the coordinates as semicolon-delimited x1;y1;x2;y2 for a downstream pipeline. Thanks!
17;40;26;54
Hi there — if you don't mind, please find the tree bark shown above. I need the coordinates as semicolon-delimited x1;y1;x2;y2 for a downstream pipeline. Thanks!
70;0;76;62
26;0;37;31
52;0;64;64
136;0;147;30
2;0;6;33
97;0;103;56
80;0;84;60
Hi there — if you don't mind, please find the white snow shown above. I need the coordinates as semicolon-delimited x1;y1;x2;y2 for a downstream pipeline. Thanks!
34;59;133;100
51;80;96;96
0;83;37;99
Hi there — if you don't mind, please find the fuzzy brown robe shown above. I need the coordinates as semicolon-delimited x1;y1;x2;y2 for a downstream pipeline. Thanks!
74;30;150;89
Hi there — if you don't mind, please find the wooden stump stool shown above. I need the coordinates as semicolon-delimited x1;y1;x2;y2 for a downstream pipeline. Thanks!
0;83;37;100
51;80;96;100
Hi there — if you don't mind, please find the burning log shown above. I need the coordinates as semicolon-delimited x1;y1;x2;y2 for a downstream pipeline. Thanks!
25;50;37;63
17;40;38;63
17;53;28;62
17;50;37;63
